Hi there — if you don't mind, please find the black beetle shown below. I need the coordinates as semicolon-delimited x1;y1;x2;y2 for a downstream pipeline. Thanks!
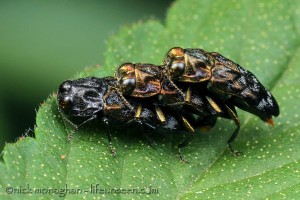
57;76;211;162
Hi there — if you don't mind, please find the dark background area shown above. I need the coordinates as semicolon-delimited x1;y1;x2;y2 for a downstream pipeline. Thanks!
0;0;173;152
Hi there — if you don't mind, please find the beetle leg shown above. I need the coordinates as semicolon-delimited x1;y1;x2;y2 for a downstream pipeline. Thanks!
126;104;149;126
224;104;242;156
125;106;158;146
206;96;222;113
127;118;157;146
184;86;192;102
177;116;195;163
134;105;143;118
177;132;194;163
124;105;142;126
155;106;166;123
101;117;116;157
63;114;97;142
181;116;195;132
139;107;157;146
205;96;242;156
126;105;156;130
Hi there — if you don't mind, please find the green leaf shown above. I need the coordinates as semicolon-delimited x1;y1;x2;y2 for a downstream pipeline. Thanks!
1;0;300;199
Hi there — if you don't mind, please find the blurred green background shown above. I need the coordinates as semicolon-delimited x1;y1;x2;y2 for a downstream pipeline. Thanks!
0;0;173;152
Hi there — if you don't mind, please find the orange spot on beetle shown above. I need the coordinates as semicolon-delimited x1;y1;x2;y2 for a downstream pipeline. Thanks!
265;118;274;127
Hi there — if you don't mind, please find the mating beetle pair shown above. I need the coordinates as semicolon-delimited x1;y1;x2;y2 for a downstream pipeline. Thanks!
57;47;279;161
58;76;207;161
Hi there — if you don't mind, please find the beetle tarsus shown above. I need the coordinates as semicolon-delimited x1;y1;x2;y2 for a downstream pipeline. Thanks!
228;143;243;156
179;148;189;163
225;105;241;145
103;117;117;156
67;132;74;142
177;133;194;163
110;145;116;157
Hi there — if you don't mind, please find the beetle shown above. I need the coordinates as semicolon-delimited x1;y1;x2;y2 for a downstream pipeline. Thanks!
115;62;184;104
163;47;280;155
163;47;279;123
115;62;222;131
57;76;209;161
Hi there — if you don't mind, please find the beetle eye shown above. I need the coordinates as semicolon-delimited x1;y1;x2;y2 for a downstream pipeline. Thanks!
115;62;136;95
120;78;136;95
169;62;185;78
164;47;185;79
59;96;73;113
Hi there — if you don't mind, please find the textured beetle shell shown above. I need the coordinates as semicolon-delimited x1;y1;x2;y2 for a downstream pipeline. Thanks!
130;63;162;97
209;52;280;120
57;77;107;117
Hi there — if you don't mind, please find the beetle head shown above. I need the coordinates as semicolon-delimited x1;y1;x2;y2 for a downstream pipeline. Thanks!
115;62;162;97
164;47;212;82
163;47;185;80
57;77;107;117
115;62;136;95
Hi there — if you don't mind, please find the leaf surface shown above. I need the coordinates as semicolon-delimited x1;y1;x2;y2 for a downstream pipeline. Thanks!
1;0;300;199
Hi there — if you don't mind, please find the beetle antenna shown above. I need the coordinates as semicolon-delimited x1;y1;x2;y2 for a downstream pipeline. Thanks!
58;107;97;141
